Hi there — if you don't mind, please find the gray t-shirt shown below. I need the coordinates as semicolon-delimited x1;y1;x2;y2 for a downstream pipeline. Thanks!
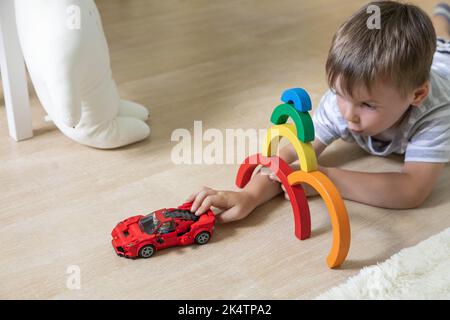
313;43;450;163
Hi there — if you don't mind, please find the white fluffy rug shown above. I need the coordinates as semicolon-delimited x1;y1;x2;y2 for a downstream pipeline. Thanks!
317;228;450;300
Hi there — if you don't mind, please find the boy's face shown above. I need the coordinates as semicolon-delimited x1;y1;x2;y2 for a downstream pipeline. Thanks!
334;76;415;137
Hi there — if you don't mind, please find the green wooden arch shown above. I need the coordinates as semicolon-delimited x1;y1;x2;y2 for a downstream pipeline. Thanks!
270;103;315;143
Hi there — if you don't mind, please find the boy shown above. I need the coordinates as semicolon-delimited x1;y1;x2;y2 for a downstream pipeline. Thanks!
187;1;450;223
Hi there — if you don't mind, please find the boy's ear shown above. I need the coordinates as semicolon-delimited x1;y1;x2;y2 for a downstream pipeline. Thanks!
411;81;430;107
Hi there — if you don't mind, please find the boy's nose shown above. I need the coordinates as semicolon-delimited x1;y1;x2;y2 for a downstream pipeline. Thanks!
347;115;360;124
343;106;360;124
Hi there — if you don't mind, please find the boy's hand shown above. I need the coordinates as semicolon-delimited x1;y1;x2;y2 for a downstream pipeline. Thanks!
186;186;257;223
262;166;319;199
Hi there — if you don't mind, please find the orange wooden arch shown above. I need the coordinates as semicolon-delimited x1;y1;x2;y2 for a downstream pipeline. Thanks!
288;170;351;268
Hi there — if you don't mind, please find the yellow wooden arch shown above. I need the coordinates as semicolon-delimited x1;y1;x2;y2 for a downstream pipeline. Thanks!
262;123;317;172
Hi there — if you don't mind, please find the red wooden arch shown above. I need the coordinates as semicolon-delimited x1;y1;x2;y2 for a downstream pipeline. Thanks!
235;153;311;240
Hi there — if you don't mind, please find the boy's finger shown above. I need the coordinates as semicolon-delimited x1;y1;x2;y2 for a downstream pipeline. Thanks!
190;189;215;213
195;194;225;216
269;173;281;182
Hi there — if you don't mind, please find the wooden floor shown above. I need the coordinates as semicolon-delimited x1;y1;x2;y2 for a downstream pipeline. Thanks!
1;0;448;299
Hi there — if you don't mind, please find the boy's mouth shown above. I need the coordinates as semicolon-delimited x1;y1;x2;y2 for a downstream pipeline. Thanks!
349;126;364;133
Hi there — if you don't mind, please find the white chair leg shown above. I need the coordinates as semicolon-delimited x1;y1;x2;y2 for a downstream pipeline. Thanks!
0;0;32;141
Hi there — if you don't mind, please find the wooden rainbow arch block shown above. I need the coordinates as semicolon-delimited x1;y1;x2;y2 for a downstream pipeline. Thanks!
235;88;351;268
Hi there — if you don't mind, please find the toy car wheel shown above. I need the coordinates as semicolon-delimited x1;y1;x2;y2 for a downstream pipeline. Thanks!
139;245;155;258
195;231;211;245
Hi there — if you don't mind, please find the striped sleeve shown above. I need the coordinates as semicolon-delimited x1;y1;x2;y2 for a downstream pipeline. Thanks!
436;37;450;55
405;105;450;163
432;38;450;80
312;90;351;145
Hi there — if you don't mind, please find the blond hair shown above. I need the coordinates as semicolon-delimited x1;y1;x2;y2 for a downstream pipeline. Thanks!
326;1;436;98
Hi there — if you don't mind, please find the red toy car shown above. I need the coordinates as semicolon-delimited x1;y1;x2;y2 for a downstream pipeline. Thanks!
111;202;215;259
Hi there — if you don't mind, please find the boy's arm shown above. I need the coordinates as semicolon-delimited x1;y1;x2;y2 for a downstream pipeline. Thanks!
321;161;445;209
189;140;328;223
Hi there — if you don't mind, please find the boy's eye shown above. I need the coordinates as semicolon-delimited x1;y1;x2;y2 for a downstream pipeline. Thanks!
362;102;376;109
